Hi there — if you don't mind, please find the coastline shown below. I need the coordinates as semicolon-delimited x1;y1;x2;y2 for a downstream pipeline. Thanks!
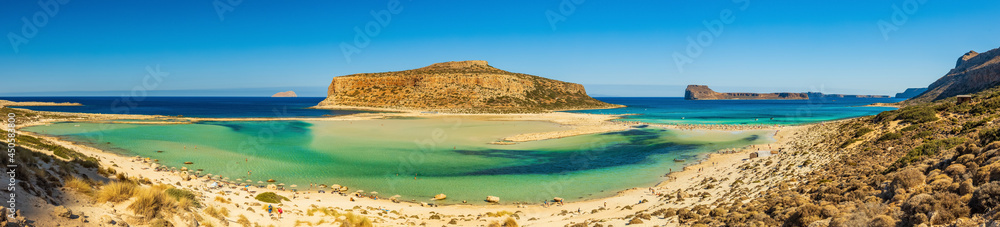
9;105;832;226
0;100;82;107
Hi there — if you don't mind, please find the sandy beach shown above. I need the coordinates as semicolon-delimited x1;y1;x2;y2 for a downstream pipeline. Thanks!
0;103;839;226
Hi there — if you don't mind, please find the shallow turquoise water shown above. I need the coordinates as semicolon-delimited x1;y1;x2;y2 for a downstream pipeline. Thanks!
25;119;773;204
569;97;902;125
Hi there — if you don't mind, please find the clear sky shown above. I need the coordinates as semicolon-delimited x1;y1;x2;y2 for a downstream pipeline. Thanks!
2;0;999;97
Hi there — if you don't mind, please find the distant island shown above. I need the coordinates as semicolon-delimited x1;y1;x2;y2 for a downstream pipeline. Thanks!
271;91;298;97
313;60;622;113
684;85;889;100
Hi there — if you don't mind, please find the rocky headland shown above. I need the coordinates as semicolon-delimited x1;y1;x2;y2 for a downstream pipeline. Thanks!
909;47;1000;103
684;85;888;100
894;87;928;99
313;60;622;113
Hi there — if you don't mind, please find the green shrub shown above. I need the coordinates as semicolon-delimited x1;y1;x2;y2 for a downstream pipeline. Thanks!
254;192;288;204
901;125;919;132
962;118;992;133
165;188;200;207
855;128;875;137
981;127;1000;145
914;130;934;139
840;138;861;148
893;138;966;168
896;106;940;124
877;133;902;142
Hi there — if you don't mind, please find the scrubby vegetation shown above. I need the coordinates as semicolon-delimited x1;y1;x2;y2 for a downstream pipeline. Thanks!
665;86;1000;226
255;192;289;204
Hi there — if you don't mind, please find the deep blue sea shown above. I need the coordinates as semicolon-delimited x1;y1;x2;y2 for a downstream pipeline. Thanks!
2;96;902;124
1;97;363;118
569;97;904;125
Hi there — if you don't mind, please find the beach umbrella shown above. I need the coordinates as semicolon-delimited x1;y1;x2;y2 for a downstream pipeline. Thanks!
319;184;327;188
355;190;364;194
267;184;277;190
290;185;298;188
331;184;341;189
246;180;252;183
236;178;242;182
392;195;401;198
278;183;285;186
370;191;378;195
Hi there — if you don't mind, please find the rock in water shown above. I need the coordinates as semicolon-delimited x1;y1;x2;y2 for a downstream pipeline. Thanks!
313;60;621;113
271;91;298;97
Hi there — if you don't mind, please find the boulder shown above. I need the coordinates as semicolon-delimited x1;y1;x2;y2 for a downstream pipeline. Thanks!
52;206;71;218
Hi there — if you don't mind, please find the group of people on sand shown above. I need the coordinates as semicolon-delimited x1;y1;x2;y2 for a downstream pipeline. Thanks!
669;123;783;131
265;204;284;219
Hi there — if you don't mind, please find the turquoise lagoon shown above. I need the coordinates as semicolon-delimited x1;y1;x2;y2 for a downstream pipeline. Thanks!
24;118;773;204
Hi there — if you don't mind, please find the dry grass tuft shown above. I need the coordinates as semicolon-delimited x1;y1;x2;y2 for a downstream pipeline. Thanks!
95;181;137;203
503;217;519;227
236;214;251;227
205;206;230;220
63;176;93;194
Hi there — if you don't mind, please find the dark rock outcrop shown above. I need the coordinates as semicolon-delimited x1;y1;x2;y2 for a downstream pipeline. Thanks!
910;48;1000;102
894;88;927;99
314;61;621;113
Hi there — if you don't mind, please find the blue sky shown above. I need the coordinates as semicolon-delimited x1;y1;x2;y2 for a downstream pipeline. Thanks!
2;0;999;97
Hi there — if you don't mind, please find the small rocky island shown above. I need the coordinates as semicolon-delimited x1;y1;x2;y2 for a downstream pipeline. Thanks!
685;85;889;100
313;60;621;113
271;91;297;97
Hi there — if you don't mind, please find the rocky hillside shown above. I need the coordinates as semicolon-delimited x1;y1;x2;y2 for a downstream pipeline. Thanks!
314;60;621;113
895;88;928;99
909;47;1000;103
656;85;1000;226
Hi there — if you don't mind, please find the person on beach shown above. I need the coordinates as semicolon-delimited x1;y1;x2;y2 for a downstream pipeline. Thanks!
277;207;283;218
267;204;273;216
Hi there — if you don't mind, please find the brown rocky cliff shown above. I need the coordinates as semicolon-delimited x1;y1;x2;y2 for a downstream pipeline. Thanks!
316;61;619;113
909;47;1000;102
